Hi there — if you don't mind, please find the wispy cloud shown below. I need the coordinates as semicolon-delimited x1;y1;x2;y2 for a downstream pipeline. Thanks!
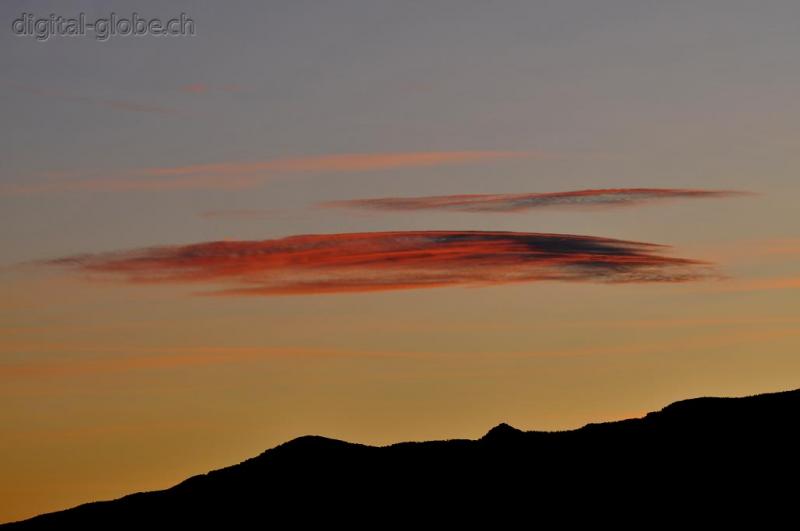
705;276;800;293
44;231;715;296
685;237;800;263
179;83;248;94
6;83;178;115
99;99;176;114
3;151;526;195
0;345;395;379
199;208;292;220
179;83;209;94
320;188;752;213
140;151;525;177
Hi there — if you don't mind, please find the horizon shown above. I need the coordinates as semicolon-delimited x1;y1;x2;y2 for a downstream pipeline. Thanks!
4;386;799;526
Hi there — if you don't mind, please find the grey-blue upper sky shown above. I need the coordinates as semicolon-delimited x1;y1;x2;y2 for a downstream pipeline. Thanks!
2;1;798;262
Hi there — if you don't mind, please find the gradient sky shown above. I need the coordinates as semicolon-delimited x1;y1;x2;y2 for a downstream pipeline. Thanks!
2;0;800;523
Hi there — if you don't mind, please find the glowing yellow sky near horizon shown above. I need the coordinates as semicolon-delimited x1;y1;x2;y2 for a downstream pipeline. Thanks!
3;0;800;523
2;252;799;521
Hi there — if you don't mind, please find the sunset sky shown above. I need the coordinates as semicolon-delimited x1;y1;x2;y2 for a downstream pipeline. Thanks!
2;0;800;523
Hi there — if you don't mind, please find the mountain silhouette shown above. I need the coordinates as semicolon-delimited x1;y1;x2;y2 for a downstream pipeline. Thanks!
4;387;798;527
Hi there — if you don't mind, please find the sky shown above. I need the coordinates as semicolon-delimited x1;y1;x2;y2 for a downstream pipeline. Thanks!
2;0;800;522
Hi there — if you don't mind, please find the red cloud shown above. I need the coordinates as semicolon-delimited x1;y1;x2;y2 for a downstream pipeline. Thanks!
320;188;752;213
46;231;715;296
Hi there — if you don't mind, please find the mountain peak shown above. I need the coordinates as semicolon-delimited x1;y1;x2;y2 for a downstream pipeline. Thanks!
482;422;523;440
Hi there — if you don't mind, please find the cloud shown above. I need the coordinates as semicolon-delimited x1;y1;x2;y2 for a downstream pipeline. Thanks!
179;83;209;94
179;83;247;94
44;231;714;296
704;276;800;293
139;151;525;177
0;346;394;379
99;99;176;114
686;237;800;263
199;209;292;220
3;151;526;194
319;188;752;213
6;83;177;115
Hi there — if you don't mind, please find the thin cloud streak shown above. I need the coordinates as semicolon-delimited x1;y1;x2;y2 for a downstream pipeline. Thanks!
140;151;526;177
4;327;798;380
179;83;209;94
6;83;178;115
199;209;292;220
44;231;715;296
684;237;800;263
0;345;403;379
705;276;800;293
320;188;752;213
179;83;248;94
2;151;527;195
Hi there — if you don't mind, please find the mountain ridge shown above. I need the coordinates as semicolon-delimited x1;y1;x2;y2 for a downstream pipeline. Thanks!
4;386;799;527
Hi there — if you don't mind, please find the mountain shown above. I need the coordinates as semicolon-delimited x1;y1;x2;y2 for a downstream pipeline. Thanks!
4;387;799;527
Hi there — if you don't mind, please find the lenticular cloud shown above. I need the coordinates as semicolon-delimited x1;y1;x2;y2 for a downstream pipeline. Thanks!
46;231;715;296
320;188;750;213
